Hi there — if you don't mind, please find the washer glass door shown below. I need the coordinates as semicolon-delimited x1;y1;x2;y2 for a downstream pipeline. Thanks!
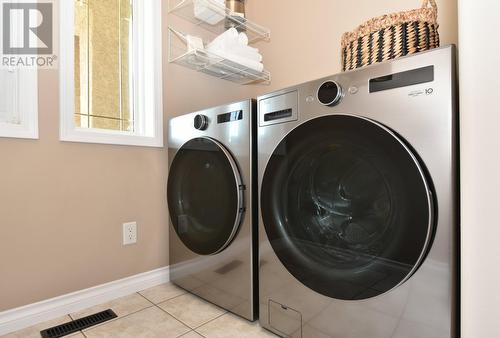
168;137;244;256
261;115;435;300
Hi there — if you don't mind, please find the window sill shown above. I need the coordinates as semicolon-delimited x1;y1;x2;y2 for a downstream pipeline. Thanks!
60;128;163;148
0;123;38;140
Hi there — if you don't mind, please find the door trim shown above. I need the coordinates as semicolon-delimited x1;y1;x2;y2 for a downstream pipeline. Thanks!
168;136;245;255
203;137;246;255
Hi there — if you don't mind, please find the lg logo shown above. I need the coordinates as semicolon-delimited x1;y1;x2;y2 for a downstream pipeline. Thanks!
2;2;53;55
409;88;435;98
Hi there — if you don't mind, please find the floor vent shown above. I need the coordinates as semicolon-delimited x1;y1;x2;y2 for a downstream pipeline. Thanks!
40;309;117;338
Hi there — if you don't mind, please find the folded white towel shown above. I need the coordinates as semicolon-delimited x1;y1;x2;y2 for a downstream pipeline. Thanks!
233;47;262;62
207;30;262;62
238;32;249;46
208;29;254;49
212;49;264;72
186;35;204;52
194;0;225;25
209;27;239;48
208;43;262;62
206;28;265;72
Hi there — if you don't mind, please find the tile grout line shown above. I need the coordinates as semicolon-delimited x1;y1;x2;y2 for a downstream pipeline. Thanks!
44;314;85;338
154;304;194;331
153;295;229;331
72;312;86;338
79;304;156;334
137;289;188;305
194;313;279;338
136;291;158;305
175;329;206;338
192;311;228;331
185;329;208;338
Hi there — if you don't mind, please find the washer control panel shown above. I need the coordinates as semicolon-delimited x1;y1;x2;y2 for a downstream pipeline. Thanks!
259;90;298;127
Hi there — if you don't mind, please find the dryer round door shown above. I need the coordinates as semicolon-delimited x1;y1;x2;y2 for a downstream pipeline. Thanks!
261;115;435;300
168;137;244;256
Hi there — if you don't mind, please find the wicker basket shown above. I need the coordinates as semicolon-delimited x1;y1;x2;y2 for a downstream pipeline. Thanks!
341;0;440;72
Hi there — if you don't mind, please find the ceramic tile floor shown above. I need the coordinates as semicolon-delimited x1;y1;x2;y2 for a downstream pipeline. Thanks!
2;283;277;338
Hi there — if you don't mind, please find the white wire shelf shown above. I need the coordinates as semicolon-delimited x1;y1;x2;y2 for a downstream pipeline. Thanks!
168;28;271;85
168;0;270;43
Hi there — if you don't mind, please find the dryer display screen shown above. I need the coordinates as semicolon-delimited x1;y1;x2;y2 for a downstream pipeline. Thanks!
218;110;243;124
369;65;434;93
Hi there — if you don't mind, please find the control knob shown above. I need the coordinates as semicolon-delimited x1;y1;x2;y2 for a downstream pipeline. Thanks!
317;81;343;106
194;114;209;130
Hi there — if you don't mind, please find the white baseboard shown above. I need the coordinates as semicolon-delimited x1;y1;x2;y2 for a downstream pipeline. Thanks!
0;266;169;336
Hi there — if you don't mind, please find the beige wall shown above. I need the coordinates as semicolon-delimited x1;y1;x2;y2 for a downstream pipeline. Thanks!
0;67;169;311
459;0;500;336
0;0;457;312
247;0;458;96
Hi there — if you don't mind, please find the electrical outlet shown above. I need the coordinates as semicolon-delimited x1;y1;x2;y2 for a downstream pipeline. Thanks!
123;222;137;245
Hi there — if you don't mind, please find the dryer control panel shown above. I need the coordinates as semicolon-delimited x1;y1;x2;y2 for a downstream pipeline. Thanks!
217;110;243;124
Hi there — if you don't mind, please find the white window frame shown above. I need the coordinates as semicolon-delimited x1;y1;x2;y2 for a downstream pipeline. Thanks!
59;0;163;147
0;1;38;140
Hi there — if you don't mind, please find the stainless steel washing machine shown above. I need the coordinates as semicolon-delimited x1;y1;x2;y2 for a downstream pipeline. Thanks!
167;99;257;321
258;46;457;337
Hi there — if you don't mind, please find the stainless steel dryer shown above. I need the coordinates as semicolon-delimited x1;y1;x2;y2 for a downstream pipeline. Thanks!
258;46;457;337
167;99;257;321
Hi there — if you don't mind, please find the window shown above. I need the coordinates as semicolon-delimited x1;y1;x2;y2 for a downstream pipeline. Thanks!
0;3;38;140
59;0;163;147
0;68;38;139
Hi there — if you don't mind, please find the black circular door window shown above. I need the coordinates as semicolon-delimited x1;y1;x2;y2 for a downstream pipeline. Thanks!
168;137;243;255
261;115;435;300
